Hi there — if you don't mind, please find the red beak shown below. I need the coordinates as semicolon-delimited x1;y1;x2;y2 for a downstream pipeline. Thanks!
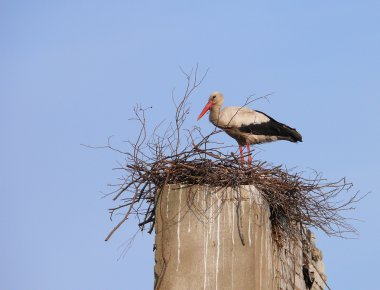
197;101;213;121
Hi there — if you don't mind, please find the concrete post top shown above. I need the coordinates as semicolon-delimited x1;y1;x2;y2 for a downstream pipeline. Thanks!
163;183;263;201
155;184;327;290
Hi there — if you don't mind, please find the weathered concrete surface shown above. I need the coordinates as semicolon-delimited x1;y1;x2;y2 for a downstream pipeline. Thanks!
154;185;326;290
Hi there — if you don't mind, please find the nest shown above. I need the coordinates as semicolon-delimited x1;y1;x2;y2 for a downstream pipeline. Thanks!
97;68;362;245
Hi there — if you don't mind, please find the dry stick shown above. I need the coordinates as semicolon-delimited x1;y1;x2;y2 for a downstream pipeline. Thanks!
113;179;138;201
105;190;139;241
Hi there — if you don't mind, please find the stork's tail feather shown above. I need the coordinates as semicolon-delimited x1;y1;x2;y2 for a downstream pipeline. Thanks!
282;125;302;142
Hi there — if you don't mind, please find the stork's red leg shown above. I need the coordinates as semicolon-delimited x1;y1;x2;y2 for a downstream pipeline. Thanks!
246;143;252;164
239;145;244;164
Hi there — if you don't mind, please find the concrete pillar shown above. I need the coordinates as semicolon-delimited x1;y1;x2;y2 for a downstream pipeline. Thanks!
154;185;326;290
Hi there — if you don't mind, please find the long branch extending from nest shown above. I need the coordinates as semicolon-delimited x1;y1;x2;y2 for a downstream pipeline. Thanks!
99;67;363;244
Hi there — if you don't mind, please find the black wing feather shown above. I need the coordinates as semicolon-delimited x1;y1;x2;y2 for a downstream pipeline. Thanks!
239;110;302;142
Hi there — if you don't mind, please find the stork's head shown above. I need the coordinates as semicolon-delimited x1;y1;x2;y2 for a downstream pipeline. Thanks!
197;91;224;120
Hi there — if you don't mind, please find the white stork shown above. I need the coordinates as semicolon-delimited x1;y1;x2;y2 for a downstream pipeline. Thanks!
197;91;302;164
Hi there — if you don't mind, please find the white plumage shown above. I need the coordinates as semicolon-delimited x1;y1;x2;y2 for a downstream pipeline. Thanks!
214;106;270;128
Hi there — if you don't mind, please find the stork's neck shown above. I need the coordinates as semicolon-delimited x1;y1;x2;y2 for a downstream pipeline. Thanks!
209;105;223;127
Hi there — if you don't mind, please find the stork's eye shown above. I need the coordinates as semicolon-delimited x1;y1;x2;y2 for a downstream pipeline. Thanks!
212;95;216;99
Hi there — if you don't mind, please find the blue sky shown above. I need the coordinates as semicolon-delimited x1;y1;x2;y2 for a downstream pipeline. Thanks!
1;1;379;289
